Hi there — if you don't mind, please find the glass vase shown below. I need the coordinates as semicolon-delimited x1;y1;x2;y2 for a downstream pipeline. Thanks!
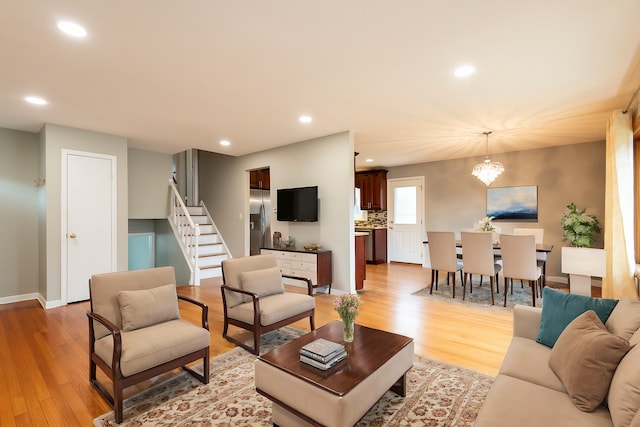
343;319;355;342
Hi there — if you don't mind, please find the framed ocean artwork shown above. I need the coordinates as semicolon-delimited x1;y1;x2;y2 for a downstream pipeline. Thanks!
487;185;538;221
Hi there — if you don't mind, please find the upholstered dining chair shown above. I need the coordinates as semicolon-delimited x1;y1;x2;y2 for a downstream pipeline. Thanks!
221;254;315;355
461;231;502;305
499;233;542;307
427;231;463;298
513;227;547;291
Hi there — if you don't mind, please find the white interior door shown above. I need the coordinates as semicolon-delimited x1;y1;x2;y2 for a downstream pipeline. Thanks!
62;150;117;303
388;177;424;264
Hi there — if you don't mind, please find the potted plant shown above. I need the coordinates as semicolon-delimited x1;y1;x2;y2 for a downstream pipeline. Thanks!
560;202;604;296
560;202;601;247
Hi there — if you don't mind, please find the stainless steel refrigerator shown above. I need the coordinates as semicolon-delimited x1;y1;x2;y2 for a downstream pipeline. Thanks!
250;188;271;255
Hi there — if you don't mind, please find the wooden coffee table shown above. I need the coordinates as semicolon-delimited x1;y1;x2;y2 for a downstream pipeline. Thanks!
255;321;414;427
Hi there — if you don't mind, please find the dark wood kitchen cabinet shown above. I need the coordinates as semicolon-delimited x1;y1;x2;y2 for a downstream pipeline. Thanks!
250;168;270;189
355;169;387;210
370;228;387;264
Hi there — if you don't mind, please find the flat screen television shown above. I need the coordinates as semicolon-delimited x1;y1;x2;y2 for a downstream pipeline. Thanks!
277;186;318;222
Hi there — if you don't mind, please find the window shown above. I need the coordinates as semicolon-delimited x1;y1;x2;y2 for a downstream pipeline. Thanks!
394;186;416;224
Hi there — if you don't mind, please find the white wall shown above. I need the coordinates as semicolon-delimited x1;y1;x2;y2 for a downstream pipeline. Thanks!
199;132;356;293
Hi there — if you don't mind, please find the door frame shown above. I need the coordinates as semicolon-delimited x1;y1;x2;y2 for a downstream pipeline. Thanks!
61;149;118;304
387;176;425;264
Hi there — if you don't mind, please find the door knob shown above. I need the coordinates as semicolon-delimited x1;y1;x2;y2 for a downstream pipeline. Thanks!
69;233;77;239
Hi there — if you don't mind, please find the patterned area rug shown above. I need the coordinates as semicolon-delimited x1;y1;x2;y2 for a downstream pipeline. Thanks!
412;275;541;309
93;327;493;427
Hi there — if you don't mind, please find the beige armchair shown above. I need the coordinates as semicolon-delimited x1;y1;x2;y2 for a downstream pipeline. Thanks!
221;254;316;355
87;266;210;424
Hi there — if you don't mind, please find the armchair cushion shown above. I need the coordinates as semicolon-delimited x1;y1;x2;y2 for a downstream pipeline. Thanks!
227;293;315;326
548;310;629;412
240;266;284;299
118;284;180;331
94;319;210;377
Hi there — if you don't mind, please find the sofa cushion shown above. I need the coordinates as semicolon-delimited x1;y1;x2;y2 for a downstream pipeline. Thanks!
605;298;640;341
498;337;566;393
474;374;614;427
118;284;180;332
240;266;284;298
608;343;640;427
549;310;630;412
536;287;618;348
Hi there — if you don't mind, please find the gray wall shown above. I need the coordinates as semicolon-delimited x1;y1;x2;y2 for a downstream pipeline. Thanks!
0;122;605;302
199;132;356;293
40;124;129;306
388;140;606;281
128;148;173;219
0;128;40;300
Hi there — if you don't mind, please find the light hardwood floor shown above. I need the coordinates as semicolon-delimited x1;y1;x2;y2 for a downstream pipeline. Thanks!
1;262;550;426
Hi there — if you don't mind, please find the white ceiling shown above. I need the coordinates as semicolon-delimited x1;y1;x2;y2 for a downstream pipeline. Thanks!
2;1;640;169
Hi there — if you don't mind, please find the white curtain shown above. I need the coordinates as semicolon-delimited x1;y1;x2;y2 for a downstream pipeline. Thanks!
603;110;637;298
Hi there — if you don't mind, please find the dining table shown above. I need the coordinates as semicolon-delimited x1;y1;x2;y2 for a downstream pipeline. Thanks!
423;239;554;287
422;240;554;254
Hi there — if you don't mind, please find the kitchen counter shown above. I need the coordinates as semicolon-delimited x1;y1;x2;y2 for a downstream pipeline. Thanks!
354;226;387;230
355;233;366;290
355;228;387;264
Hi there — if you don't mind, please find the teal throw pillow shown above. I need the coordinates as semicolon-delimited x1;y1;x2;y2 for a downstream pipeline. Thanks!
537;287;618;348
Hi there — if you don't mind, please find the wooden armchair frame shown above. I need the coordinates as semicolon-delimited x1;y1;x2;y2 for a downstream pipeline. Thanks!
87;284;210;424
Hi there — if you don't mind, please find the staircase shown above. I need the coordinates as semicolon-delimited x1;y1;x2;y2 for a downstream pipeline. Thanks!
168;181;231;285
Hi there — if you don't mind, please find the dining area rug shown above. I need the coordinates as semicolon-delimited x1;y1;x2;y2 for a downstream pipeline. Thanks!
413;275;541;309
93;327;493;426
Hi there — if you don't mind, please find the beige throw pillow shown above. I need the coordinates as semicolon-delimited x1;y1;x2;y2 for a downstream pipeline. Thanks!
240;266;284;298
118;284;180;331
605;298;640;342
608;343;640;427
549;310;630;412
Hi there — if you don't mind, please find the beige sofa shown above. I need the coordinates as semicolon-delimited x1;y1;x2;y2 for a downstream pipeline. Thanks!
475;301;640;427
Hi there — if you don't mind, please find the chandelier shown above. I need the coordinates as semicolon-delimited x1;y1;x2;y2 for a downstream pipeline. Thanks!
472;131;504;186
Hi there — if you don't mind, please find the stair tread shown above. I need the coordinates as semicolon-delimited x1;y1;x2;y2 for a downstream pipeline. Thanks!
198;253;227;258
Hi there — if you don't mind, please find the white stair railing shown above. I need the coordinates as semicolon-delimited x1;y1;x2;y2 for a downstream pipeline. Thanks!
168;180;200;285
167;180;231;285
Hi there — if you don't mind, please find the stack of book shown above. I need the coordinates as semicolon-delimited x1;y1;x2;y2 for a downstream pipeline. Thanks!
300;338;347;370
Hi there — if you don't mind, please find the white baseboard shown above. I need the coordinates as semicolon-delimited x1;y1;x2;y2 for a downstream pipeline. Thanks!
547;276;567;285
0;292;40;305
547;275;603;288
0;293;67;309
40;295;66;309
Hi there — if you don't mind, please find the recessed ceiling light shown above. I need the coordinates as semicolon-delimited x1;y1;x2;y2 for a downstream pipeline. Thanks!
453;65;475;78
299;115;312;124
220;140;230;146
365;158;373;163
25;96;48;105
57;21;87;38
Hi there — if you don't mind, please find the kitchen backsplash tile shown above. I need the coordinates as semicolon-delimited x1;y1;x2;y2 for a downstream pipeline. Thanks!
354;210;387;228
